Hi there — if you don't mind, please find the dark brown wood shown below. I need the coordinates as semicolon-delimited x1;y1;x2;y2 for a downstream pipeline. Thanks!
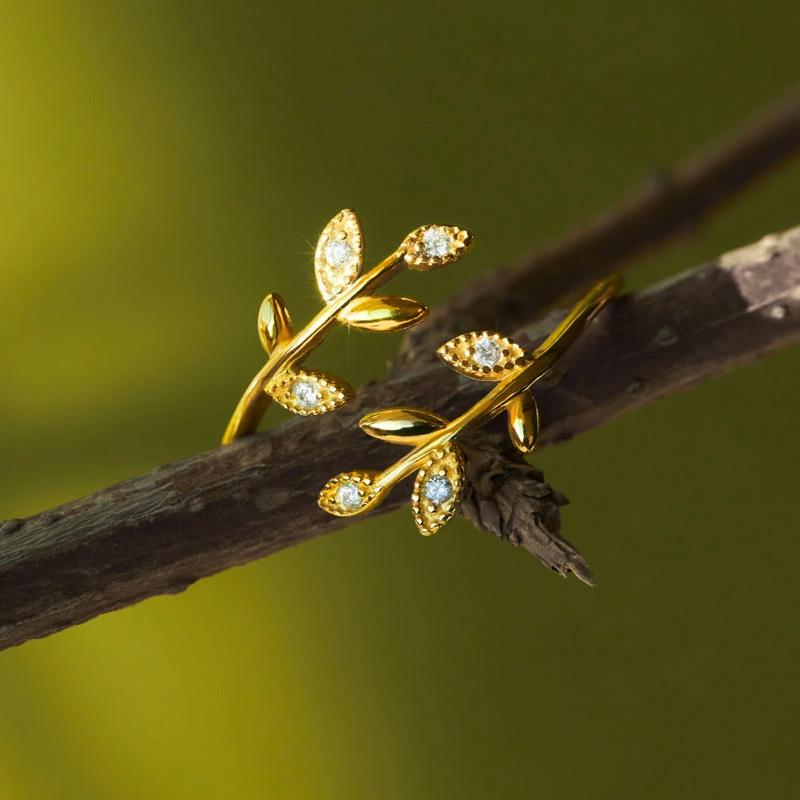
1;226;799;651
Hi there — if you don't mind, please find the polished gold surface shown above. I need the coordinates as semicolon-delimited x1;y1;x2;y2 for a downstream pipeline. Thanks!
338;296;429;332
360;407;448;445
319;274;622;533
258;293;294;353
507;391;540;453
222;210;473;443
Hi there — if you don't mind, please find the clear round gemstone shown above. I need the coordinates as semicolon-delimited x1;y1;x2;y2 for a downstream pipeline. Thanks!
473;336;501;368
336;482;362;510
293;379;321;409
422;227;453;258
325;239;354;267
423;474;453;505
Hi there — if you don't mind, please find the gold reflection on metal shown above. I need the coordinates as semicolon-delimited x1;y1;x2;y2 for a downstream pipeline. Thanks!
506;391;540;454
319;274;622;535
337;296;428;332
360;408;448;445
222;209;473;444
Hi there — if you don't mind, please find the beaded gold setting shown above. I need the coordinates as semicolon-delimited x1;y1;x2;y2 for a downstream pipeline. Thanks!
402;225;471;269
437;331;531;380
411;444;465;536
314;209;364;302
318;471;380;515
267;368;353;416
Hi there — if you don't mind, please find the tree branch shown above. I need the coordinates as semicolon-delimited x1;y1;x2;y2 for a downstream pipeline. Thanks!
1;225;799;650
4;88;800;649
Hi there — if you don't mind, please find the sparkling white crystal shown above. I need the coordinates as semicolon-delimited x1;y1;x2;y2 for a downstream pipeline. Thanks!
293;379;321;409
473;335;501;368
423;474;453;505
422;227;452;258
336;482;362;510
325;239;354;267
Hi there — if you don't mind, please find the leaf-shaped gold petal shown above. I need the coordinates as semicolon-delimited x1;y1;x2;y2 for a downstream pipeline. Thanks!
266;369;353;416
402;224;472;270
360;407;448;445
338;296;428;332
314;209;364;302
258;293;294;354
436;331;531;381
318;470;381;517
411;443;465;536
507;392;540;453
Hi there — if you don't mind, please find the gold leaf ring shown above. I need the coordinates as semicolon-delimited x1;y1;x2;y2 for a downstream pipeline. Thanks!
318;274;622;535
222;209;472;444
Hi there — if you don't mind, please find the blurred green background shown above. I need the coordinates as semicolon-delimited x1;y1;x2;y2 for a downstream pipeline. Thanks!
2;2;800;798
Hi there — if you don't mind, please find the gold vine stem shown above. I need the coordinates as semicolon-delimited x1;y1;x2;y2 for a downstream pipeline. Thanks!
368;275;623;502
222;248;405;444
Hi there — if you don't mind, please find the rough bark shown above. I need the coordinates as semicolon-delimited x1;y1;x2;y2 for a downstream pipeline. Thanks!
1;226;799;651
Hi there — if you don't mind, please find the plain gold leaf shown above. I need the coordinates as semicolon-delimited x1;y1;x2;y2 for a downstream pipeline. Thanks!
338;296;428;332
507;392;540;453
359;407;448;445
258;293;294;353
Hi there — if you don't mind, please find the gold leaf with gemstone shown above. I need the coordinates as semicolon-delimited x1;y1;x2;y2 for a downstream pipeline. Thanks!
338;295;428;332
507;391;540;453
314;209;364;302
402;224;472;270
360;407;448;446
411;443;464;536
318;470;381;516
258;293;294;354
267;368;353;416
437;331;530;381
